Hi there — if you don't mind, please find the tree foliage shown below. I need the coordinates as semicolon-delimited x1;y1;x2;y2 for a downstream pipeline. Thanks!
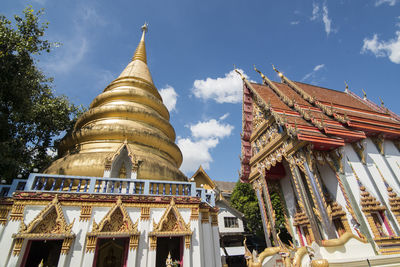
230;181;293;245
230;181;264;236
0;7;83;182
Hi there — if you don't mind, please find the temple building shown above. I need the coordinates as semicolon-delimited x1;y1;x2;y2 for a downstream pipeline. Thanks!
0;25;221;267
237;66;400;266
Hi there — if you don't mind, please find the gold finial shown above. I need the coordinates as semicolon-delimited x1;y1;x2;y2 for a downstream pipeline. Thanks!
253;65;265;79
272;64;283;78
132;23;148;63
362;89;367;100
344;81;349;93
141;22;148;33
379;97;385;108
234;66;246;80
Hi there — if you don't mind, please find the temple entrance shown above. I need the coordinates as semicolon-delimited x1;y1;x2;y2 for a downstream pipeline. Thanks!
93;238;129;267
156;236;183;267
23;239;63;267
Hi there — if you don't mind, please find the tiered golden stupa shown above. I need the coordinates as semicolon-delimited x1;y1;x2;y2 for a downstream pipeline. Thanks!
45;24;186;181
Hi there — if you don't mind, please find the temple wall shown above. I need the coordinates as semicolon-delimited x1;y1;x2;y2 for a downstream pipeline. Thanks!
365;139;400;232
0;203;215;267
316;162;357;236
385;140;400;188
344;143;377;236
366;139;397;202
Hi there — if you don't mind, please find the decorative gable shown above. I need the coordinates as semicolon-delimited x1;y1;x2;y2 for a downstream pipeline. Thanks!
86;197;139;252
12;195;75;256
149;198;192;250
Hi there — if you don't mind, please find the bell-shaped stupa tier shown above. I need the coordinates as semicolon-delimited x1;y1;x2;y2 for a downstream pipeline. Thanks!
45;24;186;181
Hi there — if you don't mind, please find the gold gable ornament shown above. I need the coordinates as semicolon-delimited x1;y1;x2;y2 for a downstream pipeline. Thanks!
85;196;139;253
149;198;192;250
12;195;75;256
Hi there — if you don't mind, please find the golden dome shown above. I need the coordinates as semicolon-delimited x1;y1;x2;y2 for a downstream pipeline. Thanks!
45;24;186;181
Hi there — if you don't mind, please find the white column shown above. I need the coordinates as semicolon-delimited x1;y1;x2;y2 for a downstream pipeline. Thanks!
147;248;156;267
126;247;137;266
6;239;27;267
201;217;215;267
183;243;191;267
81;251;95;267
190;218;203;267
137;218;150;266
211;225;222;267
68;219;91;267
57;253;68;267
2;221;20;267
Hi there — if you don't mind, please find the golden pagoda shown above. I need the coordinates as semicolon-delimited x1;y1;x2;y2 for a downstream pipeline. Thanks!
45;24;186;181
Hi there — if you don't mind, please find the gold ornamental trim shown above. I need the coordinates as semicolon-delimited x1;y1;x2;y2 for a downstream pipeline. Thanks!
201;211;210;224
12;195;75;256
149;198;192;250
10;203;25;221
0;207;10;225
141;207;150;221
85;196;139;253
211;211;218;226
190;207;199;221
80;205;92;222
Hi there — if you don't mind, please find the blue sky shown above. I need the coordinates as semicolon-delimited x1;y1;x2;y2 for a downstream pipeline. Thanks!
2;0;400;182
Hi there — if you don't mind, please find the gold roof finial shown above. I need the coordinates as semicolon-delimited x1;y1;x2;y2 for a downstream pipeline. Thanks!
344;81;349;93
253;65;266;79
132;23;148;63
379;96;385;108
362;89;367;100
234;65;246;80
272;64;283;78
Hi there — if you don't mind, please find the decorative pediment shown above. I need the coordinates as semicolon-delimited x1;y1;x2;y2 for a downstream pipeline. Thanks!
86;197;139;252
151;198;191;235
104;142;140;173
149;198;192;250
12;195;75;256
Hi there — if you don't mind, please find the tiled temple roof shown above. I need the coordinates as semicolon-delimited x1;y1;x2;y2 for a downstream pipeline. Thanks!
249;74;400;150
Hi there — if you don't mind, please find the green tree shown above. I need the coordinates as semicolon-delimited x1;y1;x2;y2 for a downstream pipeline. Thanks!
0;7;83;182
230;181;264;236
231;181;293;246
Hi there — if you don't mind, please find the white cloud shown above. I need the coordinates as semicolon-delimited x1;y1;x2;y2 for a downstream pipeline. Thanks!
190;119;234;139
310;2;334;36
219;113;229;120
313;64;325;71
375;0;398;6
177;138;219;173
362;32;400;64
291;21;300;25
160;85;178;112
78;5;108;27
192;69;248;103
44;37;88;73
322;5;332;35
301;64;325;82
311;3;320;21
178;117;234;173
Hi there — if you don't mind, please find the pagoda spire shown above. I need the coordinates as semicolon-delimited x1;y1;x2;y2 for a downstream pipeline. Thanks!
132;23;148;63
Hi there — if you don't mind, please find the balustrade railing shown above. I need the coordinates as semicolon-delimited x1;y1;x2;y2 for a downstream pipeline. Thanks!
0;173;215;206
